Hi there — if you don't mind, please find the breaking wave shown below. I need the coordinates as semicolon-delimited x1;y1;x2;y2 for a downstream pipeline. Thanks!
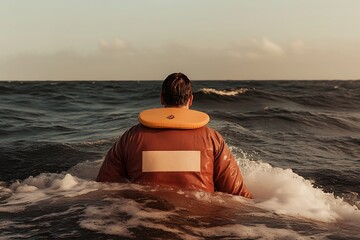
198;87;249;96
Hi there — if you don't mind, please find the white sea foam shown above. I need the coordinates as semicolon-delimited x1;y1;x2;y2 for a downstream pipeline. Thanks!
79;139;114;146
32;206;83;221
78;188;329;239
200;87;248;96
67;159;103;180
0;173;99;213
235;149;360;225
79;197;195;239
185;224;326;240
1;154;359;232
0;221;35;239
193;191;225;204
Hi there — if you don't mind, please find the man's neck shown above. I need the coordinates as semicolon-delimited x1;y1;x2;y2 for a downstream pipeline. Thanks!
163;105;189;109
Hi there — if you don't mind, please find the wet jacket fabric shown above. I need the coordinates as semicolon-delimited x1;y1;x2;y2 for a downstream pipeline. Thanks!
96;124;252;198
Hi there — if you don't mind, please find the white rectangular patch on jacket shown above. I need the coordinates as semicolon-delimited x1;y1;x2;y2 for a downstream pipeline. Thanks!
142;151;201;172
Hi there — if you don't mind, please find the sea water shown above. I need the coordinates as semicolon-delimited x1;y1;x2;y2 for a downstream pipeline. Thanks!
0;80;359;239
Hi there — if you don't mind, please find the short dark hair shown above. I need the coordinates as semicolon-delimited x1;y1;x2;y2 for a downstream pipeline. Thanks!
161;72;192;107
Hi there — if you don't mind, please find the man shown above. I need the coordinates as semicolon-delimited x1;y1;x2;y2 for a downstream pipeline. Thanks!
96;73;252;198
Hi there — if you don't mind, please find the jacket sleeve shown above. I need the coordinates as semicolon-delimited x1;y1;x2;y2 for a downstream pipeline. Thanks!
96;135;129;183
212;131;253;198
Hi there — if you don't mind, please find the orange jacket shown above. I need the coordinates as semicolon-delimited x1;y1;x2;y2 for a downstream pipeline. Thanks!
96;124;252;198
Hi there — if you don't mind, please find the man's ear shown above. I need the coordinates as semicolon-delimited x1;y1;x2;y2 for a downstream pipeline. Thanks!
188;95;193;108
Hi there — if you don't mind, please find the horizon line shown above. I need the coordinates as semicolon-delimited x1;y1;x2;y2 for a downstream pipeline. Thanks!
1;79;360;82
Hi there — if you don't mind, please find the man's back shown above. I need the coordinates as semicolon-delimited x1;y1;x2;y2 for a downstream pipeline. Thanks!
96;124;252;198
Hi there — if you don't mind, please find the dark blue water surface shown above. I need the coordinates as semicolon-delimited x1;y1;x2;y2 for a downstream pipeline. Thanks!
0;80;359;239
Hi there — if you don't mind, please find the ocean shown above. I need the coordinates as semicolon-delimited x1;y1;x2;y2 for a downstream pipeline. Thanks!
0;80;359;239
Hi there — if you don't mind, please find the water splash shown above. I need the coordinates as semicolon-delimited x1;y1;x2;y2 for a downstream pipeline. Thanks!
235;148;360;225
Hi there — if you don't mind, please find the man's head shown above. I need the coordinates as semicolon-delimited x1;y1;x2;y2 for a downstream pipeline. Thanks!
161;72;193;108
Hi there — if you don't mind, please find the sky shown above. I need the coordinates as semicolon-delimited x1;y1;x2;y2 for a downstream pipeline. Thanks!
0;0;360;80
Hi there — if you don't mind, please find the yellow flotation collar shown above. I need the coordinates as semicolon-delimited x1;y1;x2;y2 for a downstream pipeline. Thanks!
138;108;210;129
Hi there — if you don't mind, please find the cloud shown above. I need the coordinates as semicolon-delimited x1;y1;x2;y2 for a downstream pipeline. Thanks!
261;38;285;55
0;47;239;80
227;37;285;60
1;38;360;80
99;38;128;52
